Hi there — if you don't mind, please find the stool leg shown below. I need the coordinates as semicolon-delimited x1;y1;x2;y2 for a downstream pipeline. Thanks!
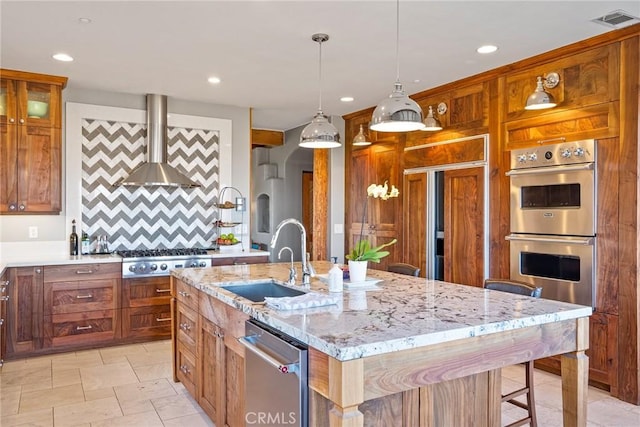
525;361;538;427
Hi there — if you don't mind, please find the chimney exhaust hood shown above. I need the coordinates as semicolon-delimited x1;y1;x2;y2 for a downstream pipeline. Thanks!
118;94;200;188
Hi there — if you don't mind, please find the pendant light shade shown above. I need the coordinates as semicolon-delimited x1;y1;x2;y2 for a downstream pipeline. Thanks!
352;124;371;146
299;33;341;149
371;0;424;132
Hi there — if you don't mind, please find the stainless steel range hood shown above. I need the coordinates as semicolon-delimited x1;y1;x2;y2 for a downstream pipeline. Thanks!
119;94;200;188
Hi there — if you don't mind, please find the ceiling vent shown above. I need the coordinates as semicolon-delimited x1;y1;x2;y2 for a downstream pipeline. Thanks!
592;10;640;29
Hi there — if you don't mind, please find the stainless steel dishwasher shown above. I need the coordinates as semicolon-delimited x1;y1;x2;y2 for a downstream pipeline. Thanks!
240;319;308;427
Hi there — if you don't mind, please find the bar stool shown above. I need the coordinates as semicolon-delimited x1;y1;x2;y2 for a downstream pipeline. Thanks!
484;278;542;427
388;263;420;277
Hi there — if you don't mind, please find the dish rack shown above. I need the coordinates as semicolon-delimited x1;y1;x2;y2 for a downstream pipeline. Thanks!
214;186;246;252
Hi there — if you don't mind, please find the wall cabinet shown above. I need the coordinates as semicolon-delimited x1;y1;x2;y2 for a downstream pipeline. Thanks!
43;263;121;349
0;69;67;214
6;266;43;356
348;142;402;271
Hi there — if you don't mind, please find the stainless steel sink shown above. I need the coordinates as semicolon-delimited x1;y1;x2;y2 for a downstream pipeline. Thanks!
220;280;306;303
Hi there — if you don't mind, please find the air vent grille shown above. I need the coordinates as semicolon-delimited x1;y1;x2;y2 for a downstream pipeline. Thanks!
592;10;640;28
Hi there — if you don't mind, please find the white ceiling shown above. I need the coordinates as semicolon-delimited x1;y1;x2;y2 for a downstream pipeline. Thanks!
2;1;638;131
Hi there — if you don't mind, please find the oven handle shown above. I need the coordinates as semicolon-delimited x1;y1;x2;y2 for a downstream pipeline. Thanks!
238;335;299;375
506;234;594;245
506;162;594;176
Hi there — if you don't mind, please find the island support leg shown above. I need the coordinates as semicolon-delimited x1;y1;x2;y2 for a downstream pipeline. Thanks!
560;317;589;427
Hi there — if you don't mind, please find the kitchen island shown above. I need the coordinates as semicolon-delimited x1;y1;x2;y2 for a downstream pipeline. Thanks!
171;262;592;427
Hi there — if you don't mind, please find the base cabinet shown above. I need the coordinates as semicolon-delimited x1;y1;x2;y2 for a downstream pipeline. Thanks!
172;277;248;427
6;266;43;356
122;276;172;340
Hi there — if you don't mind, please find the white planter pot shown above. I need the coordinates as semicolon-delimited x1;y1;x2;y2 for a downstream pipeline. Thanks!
348;260;368;283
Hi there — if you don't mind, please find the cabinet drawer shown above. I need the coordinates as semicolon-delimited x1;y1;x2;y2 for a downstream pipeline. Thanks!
176;341;197;397
174;280;198;311
176;303;197;352
44;263;120;282
122;277;171;308
210;255;268;266
45;309;120;348
44;279;117;315
122;305;172;340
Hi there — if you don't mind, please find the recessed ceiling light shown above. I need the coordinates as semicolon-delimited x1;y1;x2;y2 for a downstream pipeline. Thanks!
78;17;92;24
340;96;354;102
52;53;74;62
477;45;498;54
413;79;421;84
207;76;221;84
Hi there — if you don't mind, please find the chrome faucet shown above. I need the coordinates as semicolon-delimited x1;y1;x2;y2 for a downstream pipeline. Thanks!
270;218;314;287
278;246;296;286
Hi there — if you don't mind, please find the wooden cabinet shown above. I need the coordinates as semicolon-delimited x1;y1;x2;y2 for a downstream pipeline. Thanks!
403;173;427;276
0;270;9;366
0;69;67;214
43;263;120;348
122;276;172;340
6;266;43;356
348;142;402;271
172;277;248;427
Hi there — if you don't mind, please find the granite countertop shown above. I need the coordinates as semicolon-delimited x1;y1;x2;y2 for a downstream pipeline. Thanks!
171;261;593;361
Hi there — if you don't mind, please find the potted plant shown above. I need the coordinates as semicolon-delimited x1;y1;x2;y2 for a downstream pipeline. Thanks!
346;181;399;282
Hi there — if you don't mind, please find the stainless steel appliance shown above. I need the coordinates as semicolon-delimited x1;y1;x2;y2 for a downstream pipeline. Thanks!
507;139;596;307
241;319;308;427
119;248;211;278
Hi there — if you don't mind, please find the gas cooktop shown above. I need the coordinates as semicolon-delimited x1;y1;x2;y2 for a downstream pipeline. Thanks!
117;248;208;259
118;248;212;278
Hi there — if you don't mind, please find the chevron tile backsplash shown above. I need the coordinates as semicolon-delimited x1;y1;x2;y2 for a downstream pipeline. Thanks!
81;119;219;251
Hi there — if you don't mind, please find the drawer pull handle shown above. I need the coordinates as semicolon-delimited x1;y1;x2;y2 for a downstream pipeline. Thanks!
155;288;171;293
179;364;191;374
156;317;172;322
76;294;93;299
76;270;94;275
178;291;190;297
179;322;192;330
0;296;9;302
76;325;93;331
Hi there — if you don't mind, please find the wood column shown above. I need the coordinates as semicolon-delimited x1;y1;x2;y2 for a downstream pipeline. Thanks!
313;149;329;261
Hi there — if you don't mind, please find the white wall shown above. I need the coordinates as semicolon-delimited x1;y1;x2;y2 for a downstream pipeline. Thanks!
0;88;250;257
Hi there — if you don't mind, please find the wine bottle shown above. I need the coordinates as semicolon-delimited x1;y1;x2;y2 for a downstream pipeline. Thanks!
81;231;90;255
70;219;79;256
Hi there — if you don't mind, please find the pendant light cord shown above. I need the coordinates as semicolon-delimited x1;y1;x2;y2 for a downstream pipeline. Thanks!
318;38;323;113
395;0;400;83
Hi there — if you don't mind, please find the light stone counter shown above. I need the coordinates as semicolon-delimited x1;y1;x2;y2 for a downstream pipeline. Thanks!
171;261;593;362
0;253;122;276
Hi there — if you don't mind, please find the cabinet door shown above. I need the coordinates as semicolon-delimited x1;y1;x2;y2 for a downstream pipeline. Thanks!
444;167;484;287
17;125;61;213
588;312;618;394
0;272;9;365
0;79;18;125
224;344;246;427
403;173;427;276
348;148;370;248
6;266;43;355
198;316;225;426
0;121;18;211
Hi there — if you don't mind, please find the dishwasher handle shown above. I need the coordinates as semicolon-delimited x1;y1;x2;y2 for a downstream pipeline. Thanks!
239;335;299;375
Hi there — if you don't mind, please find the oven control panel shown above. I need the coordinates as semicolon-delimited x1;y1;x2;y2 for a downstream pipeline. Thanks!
510;139;595;170
122;256;212;278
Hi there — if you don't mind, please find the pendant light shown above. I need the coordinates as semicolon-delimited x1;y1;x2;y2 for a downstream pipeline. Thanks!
352;124;371;146
370;0;424;132
299;33;341;148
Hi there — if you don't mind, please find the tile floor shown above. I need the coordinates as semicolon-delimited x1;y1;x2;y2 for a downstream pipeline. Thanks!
0;340;638;426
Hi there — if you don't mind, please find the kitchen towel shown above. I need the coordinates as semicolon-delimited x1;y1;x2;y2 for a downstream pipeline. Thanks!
265;292;341;311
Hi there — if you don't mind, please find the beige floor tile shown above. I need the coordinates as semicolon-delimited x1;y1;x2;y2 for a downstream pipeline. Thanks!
133;362;173;382
0;356;52;373
21;380;53;393
0;407;53;427
125;351;170;369
118;399;156;416
84;387;116;402
1;388;21;416
113;378;177;404
151;393;201;420
169;379;189;395
90;410;164;427
141;340;171;353
52;350;104;371
19;384;85;413
99;343;150;365
587;398;640;426
161;411;216;427
53;368;81;388
53;396;122;425
1;365;52;389
80;361;138;391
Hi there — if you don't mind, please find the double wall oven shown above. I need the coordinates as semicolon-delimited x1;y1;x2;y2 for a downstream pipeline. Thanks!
506;139;596;308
